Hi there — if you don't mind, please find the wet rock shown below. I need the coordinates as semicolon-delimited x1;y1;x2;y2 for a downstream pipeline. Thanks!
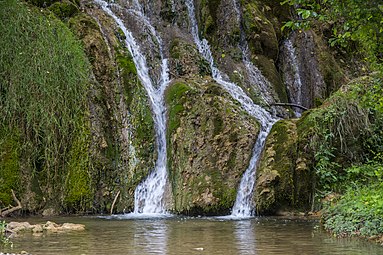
166;79;259;215
195;0;289;108
61;223;86;231
254;119;313;214
279;30;345;111
6;222;33;233
6;221;85;235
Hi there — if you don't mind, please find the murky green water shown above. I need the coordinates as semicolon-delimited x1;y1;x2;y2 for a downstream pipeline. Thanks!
3;216;383;255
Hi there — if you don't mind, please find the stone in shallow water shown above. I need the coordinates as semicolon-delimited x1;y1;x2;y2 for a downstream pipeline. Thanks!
6;221;85;234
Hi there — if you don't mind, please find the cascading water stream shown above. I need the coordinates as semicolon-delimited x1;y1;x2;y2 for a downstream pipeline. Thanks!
185;0;278;217
283;38;303;117
95;0;170;214
232;0;275;105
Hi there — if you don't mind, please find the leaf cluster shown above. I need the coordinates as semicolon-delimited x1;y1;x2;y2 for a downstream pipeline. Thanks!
323;180;383;238
281;0;383;64
0;221;13;248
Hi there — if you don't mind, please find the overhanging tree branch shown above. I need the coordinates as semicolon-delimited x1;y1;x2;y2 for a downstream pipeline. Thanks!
270;103;309;111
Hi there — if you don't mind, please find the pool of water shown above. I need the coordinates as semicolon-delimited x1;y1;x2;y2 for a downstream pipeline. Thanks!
3;215;383;254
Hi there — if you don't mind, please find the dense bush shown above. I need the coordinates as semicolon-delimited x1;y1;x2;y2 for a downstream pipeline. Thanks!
0;0;92;211
282;0;383;65
317;74;383;240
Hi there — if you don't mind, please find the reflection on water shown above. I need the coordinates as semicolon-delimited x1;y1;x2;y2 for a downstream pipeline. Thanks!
3;217;383;255
132;220;168;254
234;220;256;255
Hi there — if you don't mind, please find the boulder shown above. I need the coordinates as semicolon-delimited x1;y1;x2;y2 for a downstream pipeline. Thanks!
166;79;259;215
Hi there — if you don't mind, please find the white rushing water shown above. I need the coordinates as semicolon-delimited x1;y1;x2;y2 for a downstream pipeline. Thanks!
96;0;170;214
283;38;303;117
185;0;278;217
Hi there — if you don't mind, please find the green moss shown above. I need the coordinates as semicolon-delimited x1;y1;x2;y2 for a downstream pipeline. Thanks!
68;13;100;34
255;120;299;213
167;79;259;215
0;0;91;212
0;128;20;207
28;0;58;8
213;116;223;136
64;118;92;212
170;40;181;59
165;82;193;134
199;0;221;36
48;0;78;20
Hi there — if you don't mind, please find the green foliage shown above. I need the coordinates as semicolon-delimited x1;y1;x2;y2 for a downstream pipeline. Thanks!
349;73;383;161
0;127;20;207
303;92;370;196
323;181;383;238
0;221;13;248
64;117;92;212
344;163;383;186
0;0;91;209
48;0;79;21
311;73;383;240
282;0;383;64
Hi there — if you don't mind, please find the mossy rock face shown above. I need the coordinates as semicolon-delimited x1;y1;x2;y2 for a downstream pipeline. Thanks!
169;38;211;78
166;78;260;215
254;119;313;214
48;0;79;20
279;30;346;110
64;121;93;212
240;1;288;104
241;1;279;61
68;12;123;213
194;0;288;110
69;11;155;213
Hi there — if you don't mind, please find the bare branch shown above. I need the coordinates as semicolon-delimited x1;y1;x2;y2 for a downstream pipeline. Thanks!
1;190;22;217
110;190;121;215
270;103;309;111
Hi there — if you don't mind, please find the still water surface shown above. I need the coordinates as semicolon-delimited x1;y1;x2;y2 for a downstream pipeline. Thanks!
4;216;383;255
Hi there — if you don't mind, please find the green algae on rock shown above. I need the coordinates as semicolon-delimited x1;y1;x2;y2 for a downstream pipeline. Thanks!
166;79;259;215
254;119;313;214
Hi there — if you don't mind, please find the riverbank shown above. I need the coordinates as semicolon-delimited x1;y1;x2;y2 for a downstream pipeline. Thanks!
321;180;383;246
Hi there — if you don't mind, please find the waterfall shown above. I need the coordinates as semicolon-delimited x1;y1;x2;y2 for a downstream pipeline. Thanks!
185;0;278;217
282;38;303;117
96;0;170;214
232;0;275;105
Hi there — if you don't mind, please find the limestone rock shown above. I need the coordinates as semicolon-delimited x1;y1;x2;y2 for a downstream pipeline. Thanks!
6;221;85;234
166;79;259;215
254;119;313;214
279;30;345;112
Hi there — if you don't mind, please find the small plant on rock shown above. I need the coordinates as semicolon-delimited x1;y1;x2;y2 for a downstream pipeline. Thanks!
0;220;13;248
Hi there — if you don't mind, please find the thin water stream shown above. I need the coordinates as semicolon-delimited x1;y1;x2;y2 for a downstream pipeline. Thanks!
231;0;275;105
95;0;170;214
282;38;304;117
185;0;277;217
3;216;383;255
